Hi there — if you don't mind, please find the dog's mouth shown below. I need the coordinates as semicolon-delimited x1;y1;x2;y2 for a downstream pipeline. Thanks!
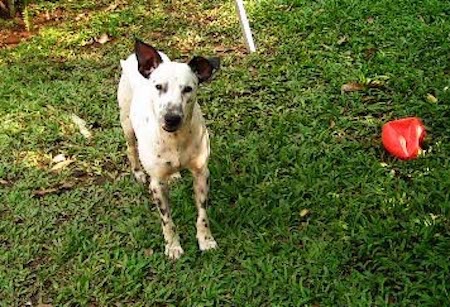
162;125;180;133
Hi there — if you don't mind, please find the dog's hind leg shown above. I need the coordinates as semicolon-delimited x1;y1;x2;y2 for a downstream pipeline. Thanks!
149;178;184;259
118;73;147;183
192;166;218;251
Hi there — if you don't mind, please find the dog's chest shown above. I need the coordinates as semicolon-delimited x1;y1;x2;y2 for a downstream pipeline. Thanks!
154;135;191;169
136;124;207;178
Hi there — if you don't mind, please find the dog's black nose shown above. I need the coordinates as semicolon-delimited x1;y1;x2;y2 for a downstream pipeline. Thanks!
164;114;182;130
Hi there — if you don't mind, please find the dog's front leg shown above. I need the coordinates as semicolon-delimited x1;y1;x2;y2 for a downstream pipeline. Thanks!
118;74;147;184
149;178;184;259
120;113;147;184
192;166;218;251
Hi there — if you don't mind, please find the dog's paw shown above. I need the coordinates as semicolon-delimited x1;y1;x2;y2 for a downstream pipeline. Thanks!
133;170;147;184
198;237;218;251
165;243;184;260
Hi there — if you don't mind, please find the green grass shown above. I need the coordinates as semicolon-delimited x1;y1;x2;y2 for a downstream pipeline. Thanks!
1;0;449;305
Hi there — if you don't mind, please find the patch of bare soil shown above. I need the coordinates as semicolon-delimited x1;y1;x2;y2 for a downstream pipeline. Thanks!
0;18;31;48
0;8;65;48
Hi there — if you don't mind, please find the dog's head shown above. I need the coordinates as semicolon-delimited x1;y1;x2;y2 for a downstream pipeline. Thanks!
135;40;219;133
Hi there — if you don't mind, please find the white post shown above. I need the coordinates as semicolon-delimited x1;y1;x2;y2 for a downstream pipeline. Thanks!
235;0;256;53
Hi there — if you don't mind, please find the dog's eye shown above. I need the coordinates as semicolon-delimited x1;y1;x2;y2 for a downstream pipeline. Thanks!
155;84;163;90
183;86;193;94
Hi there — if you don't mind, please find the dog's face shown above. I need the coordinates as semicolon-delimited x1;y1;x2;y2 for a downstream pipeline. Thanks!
135;40;219;132
148;62;198;132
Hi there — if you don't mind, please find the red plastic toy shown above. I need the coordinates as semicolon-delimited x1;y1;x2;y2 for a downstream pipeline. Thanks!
382;117;426;160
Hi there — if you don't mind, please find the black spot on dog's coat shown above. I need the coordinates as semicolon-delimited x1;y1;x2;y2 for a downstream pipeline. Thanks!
159;207;167;217
201;201;207;209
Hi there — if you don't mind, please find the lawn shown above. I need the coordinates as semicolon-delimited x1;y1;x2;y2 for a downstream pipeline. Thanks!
1;0;449;305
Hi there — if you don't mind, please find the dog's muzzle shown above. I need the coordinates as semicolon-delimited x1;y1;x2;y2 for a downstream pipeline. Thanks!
163;113;182;132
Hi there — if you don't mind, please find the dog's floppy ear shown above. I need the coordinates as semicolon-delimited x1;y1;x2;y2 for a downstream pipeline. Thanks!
188;56;220;83
135;39;163;78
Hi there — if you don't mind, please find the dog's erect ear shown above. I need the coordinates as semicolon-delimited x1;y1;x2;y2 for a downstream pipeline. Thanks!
188;56;220;83
135;40;163;78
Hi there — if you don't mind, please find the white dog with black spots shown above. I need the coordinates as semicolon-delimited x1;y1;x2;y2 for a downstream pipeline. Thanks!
117;40;220;259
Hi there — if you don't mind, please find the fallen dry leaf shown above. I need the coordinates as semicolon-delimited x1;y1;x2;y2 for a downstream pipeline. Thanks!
341;82;365;93
75;13;87;21
337;36;348;45
300;209;311;217
50;158;74;172
0;179;12;186
426;93;438;103
70;114;92;139
32;187;60;197
96;33;110;45
106;3;119;11
341;77;387;94
52;153;66;163
32;181;76;197
366;80;385;88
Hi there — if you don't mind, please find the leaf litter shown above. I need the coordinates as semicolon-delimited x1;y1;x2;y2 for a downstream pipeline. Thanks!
341;76;389;94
